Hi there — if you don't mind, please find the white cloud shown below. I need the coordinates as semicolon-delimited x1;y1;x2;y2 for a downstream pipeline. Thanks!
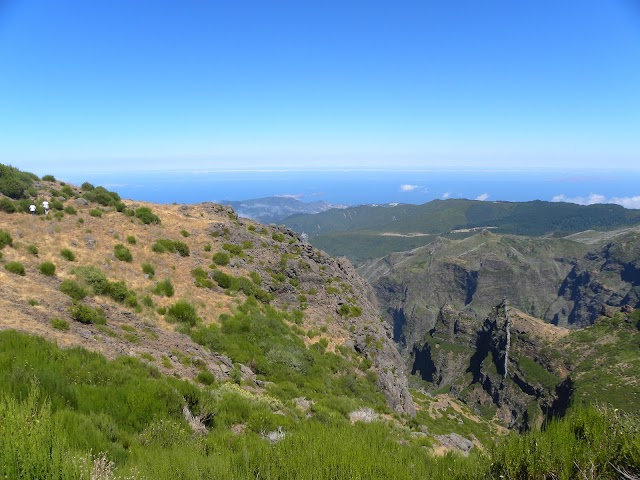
400;184;420;192
441;192;451;199
551;193;640;209
475;193;490;201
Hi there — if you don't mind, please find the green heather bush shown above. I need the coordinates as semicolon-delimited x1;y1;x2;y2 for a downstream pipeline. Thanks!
50;199;64;211
114;244;133;262
0;197;16;213
126;235;136;245
212;251;230;266
68;303;106;325
0;164;37;199
0;229;13;249
61;185;74;197
165;300;199;326
82;186;120;207
222;243;243;255
81;181;94;190
89;208;102;217
64;205;77;215
151;239;189;256
180;229;189;237
42;174;56;181
203;243;212;252
59;279;88;301
142;262;155;277
51;318;70;331
196;370;216;385
135;207;161;225
27;244;38;255
272;232;285;242
60;248;76;261
152;278;174;297
4;261;25;276
191;267;213;288
73;266;109;294
38;261;56;276
114;201;126;212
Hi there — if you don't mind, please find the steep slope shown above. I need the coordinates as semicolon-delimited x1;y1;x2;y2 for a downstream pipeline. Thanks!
0;179;414;415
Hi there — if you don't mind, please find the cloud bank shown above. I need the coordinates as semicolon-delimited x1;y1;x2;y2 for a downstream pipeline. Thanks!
552;193;640;209
400;184;420;192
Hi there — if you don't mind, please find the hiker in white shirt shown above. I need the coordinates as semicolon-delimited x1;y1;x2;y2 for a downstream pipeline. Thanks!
29;204;36;215
42;201;49;215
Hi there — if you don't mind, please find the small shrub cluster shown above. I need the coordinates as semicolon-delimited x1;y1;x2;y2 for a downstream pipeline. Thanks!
68;303;106;325
38;261;56;276
114;244;133;262
60;248;76;261
82;186;121;207
165;300;200;327
4;262;25;276
152;278;174;297
211;271;272;303
152;239;190;256
142;262;155;278
0;229;13;249
192;267;214;288
59;280;88;301
212;251;230;266
0;163;38;199
135;207;161;225
50;318;70;331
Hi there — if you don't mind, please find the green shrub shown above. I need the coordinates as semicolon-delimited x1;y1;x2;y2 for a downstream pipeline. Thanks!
89;209;102;217
142;262;155;278
0;198;16;213
0;164;36;198
222;243;243;255
174;241;189;257
211;270;231;289
27;244;38;255
203;243;212;252
107;281;130;303
64;205;77;215
212;252;230;266
50;199;64;211
135;207;161;225
60;248;76;261
196;370;216;385
59;280;88;301
151;239;189;256
73;266;109;294
152;278;174;297
126;235;137;245
166;300;199;327
114;244;133;262
272;232;285;242
180;230;190;237
42;174;56;181
38;261;56;276
114;201;126;212
68;303;106;325
51;318;70;331
4;261;25;276
53;211;64;220
83;186;120;206
249;271;262;285
0;229;13;249
81;181;95;190
192;267;214;288
241;240;254;249
61;185;74;197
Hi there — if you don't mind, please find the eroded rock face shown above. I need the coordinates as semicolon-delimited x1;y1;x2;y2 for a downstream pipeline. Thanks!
412;301;571;430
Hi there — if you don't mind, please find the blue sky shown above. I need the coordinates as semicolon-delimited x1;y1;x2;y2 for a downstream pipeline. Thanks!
0;0;639;174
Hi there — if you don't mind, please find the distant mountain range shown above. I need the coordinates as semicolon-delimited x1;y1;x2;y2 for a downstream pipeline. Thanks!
283;199;640;263
222;196;346;224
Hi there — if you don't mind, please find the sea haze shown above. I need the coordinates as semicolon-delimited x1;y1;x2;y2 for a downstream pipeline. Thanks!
62;169;640;209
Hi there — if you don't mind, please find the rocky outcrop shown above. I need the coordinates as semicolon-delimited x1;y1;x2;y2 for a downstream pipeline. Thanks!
412;301;571;430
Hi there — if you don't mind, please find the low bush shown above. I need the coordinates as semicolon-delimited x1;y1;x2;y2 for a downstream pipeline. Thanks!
81;181;94;190
38;261;56;276
166;300;199;327
50;199;64;211
142;262;155;278
222;243;243;255
196;370;216;386
152;278;174;297
50;318;70;331
74;266;109;294
60;248;76;261
126;235;137;245
4;261;25;276
42;174;56;181
27;244;38;255
59;280;88;301
151;239;189;256
68;303;106;325
114;244;133;262
82;186;120;207
135;207;161;225
212;251;230;266
64;205;77;215
89;209;102;217
0;229;13;249
0;198;16;213
180;230;189;237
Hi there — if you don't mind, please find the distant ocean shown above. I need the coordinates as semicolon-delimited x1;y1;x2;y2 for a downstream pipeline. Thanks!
61;169;640;209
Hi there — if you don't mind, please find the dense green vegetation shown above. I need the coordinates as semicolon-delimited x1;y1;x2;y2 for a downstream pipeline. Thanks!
0;163;38;199
0;330;638;479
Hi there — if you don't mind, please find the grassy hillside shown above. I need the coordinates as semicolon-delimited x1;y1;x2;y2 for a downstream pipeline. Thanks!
284;199;640;262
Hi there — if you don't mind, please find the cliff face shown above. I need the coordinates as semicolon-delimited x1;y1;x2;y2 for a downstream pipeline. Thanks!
412;301;572;430
361;230;640;359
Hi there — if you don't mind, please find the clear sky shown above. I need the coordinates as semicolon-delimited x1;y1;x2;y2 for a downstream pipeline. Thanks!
0;0;639;174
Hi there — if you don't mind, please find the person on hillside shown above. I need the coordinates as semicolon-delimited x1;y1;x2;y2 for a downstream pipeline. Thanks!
42;200;49;215
29;204;36;215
